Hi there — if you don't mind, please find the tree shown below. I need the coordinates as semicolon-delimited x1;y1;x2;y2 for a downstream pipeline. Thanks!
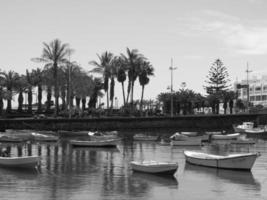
138;61;154;111
32;39;69;116
121;48;146;105
16;75;27;113
90;51;114;109
114;56;127;106
205;59;231;114
0;70;20;113
32;68;43;113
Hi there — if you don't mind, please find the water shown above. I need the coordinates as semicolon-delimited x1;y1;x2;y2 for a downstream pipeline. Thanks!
0;134;267;200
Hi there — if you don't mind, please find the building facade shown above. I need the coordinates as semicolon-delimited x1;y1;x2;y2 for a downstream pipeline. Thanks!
235;74;267;107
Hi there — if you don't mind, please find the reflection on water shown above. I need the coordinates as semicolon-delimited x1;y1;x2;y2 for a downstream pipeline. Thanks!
0;133;266;199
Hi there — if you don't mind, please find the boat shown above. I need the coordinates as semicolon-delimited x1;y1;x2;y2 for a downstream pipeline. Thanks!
184;151;259;170
229;135;255;145
88;131;118;140
0;135;26;143
211;133;240;140
133;134;158;141
70;138;120;147
130;160;178;175
0;156;41;169
31;132;59;142
233;122;254;133
180;132;198;137
170;132;202;146
245;128;265;134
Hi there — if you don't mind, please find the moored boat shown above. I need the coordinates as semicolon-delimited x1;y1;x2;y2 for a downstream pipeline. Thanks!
184;151;259;170
170;132;202;146
31;132;59;142
211;133;240;140
130;160;178;175
180;132;198;137
133;134;158;141
70;138;120;147
233;122;254;133
0;135;26;143
0;156;41;169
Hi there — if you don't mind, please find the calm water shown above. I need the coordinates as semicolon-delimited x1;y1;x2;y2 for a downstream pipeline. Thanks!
1;132;267;200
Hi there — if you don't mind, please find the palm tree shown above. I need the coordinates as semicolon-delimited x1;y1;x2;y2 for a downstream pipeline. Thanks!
32;68;43;113
121;48;145;105
138;61;154;111
32;39;69;116
0;70;20;113
42;68;54;113
16;75;27;113
89;51;114;109
114;56;127;106
25;69;36;113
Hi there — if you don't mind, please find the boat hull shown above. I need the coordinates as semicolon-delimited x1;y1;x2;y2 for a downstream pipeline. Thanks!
0;156;40;169
184;151;258;170
133;135;158;141
212;133;240;140
131;161;178;175
171;137;202;146
70;139;119;147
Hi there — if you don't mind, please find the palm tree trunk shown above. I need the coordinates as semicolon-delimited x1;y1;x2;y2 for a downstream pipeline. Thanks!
126;80;131;104
106;89;109;109
28;88;32;114
110;77;115;109
140;85;145;111
131;81;135;104
76;97;81;108
82;98;86;111
61;86;66;110
46;85;52;112
18;90;23;112
6;88;12;113
121;82;126;106
54;63;59;116
37;85;42;113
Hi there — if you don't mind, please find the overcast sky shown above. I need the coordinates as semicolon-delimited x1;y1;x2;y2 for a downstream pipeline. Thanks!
1;0;267;104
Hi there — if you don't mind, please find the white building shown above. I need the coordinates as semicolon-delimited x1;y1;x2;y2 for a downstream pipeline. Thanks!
235;74;267;107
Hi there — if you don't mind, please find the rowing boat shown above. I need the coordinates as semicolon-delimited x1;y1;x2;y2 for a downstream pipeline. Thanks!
130;160;178;175
184;151;259;170
0;156;41;169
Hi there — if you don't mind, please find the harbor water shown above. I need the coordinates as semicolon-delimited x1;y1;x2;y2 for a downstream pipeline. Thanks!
0;132;267;200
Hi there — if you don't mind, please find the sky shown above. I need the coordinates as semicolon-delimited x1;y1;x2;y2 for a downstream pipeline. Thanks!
1;0;267;105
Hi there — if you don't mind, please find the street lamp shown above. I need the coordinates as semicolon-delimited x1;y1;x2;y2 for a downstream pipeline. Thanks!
169;58;177;117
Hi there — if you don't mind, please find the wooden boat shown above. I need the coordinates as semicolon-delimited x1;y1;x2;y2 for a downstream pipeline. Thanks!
130;160;178;175
0;156;41;169
31;132;59;142
233;122;254;133
70;138;120;147
211;133;240;140
184;151;259;170
133;134;158;141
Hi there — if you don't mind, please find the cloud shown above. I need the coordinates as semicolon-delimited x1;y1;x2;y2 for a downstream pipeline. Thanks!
177;10;267;55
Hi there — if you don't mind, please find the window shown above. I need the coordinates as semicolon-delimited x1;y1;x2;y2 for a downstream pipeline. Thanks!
264;85;267;91
250;96;255;101
256;96;261;101
262;95;267;101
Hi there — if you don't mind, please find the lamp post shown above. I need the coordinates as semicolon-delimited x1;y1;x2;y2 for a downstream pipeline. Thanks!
245;62;252;112
169;58;177;117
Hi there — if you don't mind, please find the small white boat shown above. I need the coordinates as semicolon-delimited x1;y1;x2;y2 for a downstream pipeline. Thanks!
171;137;202;146
133;134;158;141
88;131;118;140
170;133;202;146
0;156;41;169
0;135;26;143
31;132;59;142
245;128;265;134
233;122;254;133
70;138;120;147
184;151;259;170
211;133;240;140
130;160;178;175
181;132;198;137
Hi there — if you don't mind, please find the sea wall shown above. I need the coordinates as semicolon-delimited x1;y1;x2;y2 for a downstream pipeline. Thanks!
0;113;266;132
